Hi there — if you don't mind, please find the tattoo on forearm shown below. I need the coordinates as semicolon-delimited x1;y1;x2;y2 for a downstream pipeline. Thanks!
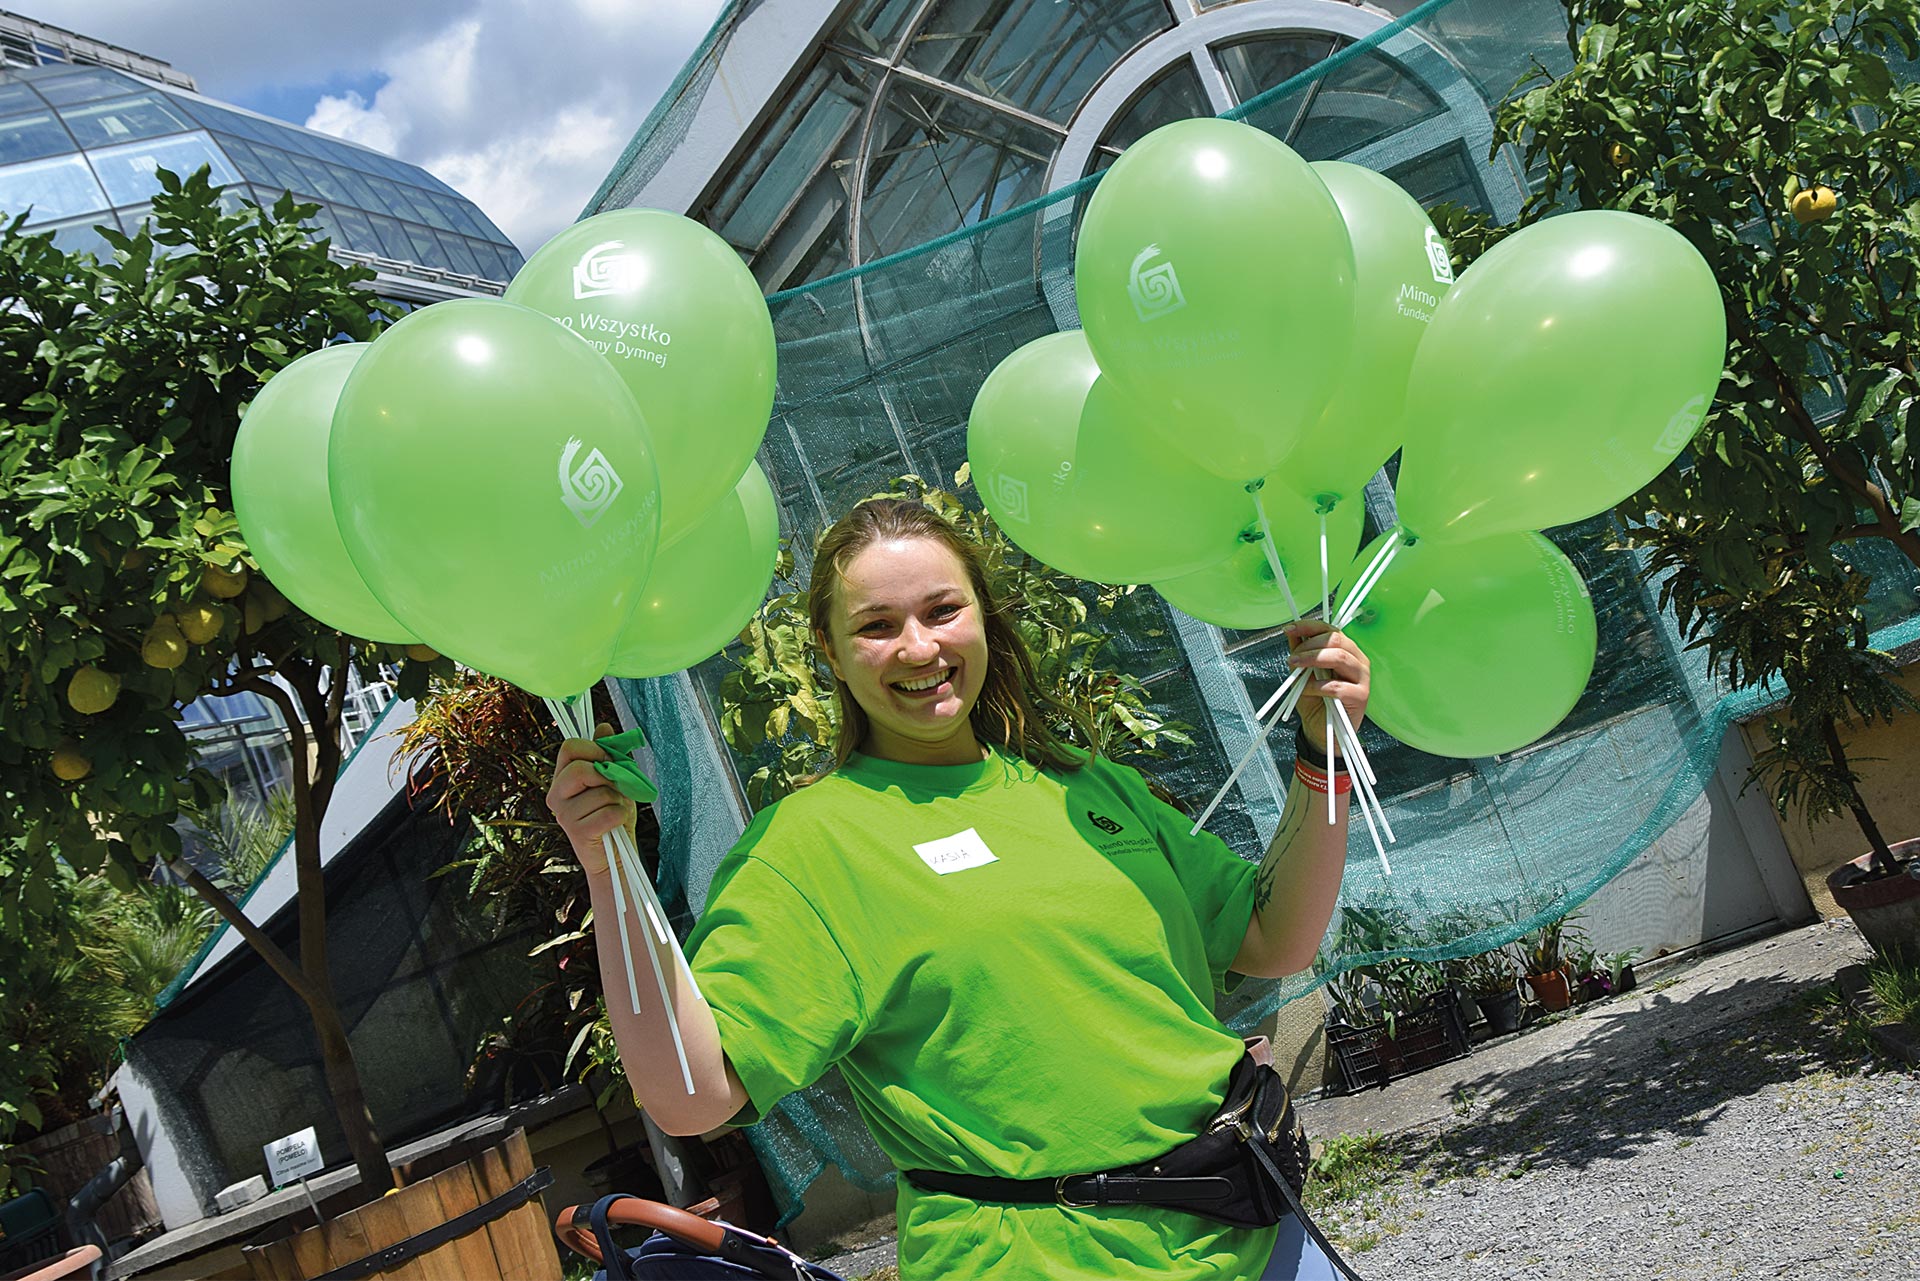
1253;781;1308;913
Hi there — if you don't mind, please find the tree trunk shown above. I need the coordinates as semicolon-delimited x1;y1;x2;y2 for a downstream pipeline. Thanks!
212;659;396;1199
1822;716;1899;875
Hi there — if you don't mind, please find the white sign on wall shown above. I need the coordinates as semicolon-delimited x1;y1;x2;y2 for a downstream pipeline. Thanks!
264;1127;324;1188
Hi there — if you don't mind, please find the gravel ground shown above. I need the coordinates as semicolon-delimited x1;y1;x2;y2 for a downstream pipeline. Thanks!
1312;990;1920;1280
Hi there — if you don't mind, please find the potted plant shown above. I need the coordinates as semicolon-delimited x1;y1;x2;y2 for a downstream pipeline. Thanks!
1477;0;1920;961
1459;945;1523;1035
1521;914;1582;1013
1605;949;1642;996
1569;944;1612;1003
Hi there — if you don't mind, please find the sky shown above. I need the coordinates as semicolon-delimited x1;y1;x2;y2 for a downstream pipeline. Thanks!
14;0;729;254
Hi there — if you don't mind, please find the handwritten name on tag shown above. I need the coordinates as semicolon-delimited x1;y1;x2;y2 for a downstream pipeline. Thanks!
912;827;998;875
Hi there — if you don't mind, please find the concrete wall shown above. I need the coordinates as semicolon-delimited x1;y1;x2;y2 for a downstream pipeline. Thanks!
1736;661;1920;920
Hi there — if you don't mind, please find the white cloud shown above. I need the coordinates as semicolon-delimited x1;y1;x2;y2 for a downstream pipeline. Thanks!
15;0;729;254
296;0;725;254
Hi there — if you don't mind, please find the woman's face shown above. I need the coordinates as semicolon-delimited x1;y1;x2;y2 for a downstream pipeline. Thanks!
821;536;990;767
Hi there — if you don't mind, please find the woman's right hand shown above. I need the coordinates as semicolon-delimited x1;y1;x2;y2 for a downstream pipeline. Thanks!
545;720;635;877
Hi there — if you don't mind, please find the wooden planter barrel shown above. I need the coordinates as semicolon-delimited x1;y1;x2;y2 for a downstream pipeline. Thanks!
241;1129;561;1281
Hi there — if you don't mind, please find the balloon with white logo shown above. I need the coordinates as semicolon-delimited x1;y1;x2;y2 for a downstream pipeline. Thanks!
505;208;775;545
329;298;661;697
1073;118;1356;482
1393;210;1726;543
1271;162;1455;513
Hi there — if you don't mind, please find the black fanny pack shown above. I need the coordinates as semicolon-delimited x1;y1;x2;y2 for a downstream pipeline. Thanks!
904;1048;1361;1279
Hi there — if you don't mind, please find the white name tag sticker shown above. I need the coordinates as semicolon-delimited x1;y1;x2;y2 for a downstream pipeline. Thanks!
912;827;998;875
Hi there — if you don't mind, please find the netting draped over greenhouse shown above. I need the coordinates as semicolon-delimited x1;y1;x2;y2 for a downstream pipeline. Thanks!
607;0;1920;1225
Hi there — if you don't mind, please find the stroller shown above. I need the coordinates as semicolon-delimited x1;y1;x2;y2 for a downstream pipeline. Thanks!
554;1193;849;1281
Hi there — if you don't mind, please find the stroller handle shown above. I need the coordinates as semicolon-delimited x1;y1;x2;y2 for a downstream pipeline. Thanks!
554;1195;728;1264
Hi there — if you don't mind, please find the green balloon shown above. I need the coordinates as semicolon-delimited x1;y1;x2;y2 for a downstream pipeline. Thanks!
330;299;662;698
1277;162;1454;507
1075;118;1357;482
606;461;779;679
1337;531;1597;759
968;331;1251;584
1154;487;1364;630
505;208;775;545
230;345;418;643
1395;210;1726;543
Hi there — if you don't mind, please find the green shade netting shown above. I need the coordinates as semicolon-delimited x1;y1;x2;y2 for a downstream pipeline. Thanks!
605;0;1920;1227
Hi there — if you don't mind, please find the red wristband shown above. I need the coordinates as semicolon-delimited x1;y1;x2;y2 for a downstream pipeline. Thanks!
1294;760;1353;796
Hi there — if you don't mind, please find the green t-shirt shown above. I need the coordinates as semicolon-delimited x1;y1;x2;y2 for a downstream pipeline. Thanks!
686;748;1275;1279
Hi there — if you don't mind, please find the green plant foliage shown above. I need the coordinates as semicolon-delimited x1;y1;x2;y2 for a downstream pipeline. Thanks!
719;472;1193;808
1494;0;1920;869
1304;1130;1399;1210
0;167;441;920
399;675;630;1103
0;865;214;1194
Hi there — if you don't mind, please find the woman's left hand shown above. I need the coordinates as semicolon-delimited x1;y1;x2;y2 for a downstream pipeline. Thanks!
1284;619;1370;752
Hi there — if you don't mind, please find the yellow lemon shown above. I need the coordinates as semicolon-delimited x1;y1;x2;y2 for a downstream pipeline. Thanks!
67;666;121;715
1606;142;1631;170
405;644;440;662
1790;185;1836;224
143;617;190;670
202;564;249;599
178;602;226;645
52;740;92;781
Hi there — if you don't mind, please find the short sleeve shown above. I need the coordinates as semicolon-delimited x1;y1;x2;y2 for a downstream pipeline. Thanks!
1098;758;1257;994
687;836;869;1125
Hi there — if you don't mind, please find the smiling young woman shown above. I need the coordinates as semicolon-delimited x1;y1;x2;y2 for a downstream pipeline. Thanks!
547;497;1370;1280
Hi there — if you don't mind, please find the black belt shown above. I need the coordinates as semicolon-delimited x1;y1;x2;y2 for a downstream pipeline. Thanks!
906;1167;1236;1209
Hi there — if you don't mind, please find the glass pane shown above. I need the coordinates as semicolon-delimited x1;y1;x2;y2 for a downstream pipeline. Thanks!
1216;34;1341;105
360;170;427;222
366;211;411;258
0;83;41;115
860;84;1056;260
42;211;120;256
432;192;486;239
407;186;456;232
841;0;921;57
472;238;519;282
0;107;74;165
59;92;195;149
290;152;351;202
1092;59;1209;163
328;203;381;255
903;0;1172;125
1383;143;1491;213
709;51;873;253
89;131;240;206
243;143;310;193
0;152;108;222
398;219;444;267
33;68;139;107
324;161;385;213
1289;49;1446;159
431;228;481;277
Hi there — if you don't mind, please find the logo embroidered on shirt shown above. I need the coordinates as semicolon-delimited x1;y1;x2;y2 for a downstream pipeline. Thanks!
1087;811;1124;835
912;827;999;875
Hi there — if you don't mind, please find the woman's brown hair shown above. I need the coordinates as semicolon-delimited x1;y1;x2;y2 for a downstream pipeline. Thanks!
807;498;1094;775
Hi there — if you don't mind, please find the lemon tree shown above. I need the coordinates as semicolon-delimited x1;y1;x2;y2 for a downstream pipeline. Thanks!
1489;0;1920;874
0;169;434;1192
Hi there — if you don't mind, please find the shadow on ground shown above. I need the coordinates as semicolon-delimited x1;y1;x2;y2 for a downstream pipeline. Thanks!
1409;972;1880;1179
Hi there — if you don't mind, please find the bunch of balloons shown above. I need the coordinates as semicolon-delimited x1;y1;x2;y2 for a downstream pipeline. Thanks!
232;208;779;698
231;207;781;1093
967;115;1726;810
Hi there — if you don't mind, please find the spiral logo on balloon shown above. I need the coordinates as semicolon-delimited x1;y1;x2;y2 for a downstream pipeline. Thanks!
1424;228;1455;285
1127;244;1187;322
572;240;644;300
993;474;1031;523
1655;394;1709;454
558;437;625;528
